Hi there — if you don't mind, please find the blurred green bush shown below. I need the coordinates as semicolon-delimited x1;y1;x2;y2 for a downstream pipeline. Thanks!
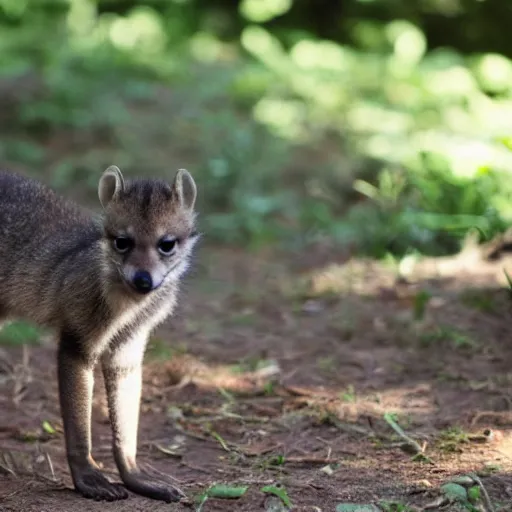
1;0;512;257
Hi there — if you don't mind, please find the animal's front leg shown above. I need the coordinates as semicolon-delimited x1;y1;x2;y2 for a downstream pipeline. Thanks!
102;331;185;503
58;334;128;501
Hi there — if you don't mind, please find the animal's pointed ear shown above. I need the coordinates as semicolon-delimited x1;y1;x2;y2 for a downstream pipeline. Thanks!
98;165;124;208
172;169;197;210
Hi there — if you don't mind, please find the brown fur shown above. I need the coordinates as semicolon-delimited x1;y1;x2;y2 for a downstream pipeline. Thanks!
0;166;199;502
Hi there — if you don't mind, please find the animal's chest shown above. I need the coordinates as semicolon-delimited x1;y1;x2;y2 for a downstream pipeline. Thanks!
100;290;177;354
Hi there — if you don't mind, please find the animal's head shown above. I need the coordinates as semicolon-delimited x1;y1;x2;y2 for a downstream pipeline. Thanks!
98;165;199;295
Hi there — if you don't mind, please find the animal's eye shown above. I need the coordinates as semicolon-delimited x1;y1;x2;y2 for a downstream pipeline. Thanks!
157;237;177;256
113;236;133;253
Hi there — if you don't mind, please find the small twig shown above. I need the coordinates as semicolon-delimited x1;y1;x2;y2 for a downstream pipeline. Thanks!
470;473;495;512
1;451;17;476
383;413;424;454
101;468;122;477
423;496;448;510
0;348;14;374
315;437;333;459
210;430;230;452
179;461;211;474
140;462;183;484
33;472;65;485
22;344;30;368
324;414;375;437
0;486;25;500
174;424;209;442
283;385;332;399
186;413;269;424
0;457;16;476
153;443;183;458
44;452;56;482
470;410;512;427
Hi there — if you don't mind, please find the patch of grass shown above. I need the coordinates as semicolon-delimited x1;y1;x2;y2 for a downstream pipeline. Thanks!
477;463;501;477
256;453;287;472
268;454;286;466
340;384;357;403
146;338;188;361
379;502;413;512
228;310;258;327
263;381;276;396
317;356;337;375
460;289;496;314
419;326;478;351
437;427;470;453
413;289;431;321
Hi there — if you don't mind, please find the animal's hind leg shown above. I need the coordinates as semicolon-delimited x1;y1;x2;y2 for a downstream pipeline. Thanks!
58;330;128;501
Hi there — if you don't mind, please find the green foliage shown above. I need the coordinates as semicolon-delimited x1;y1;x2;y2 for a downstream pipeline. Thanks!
437;427;470;453
261;484;292;508
335;505;380;512
413;290;431;321
240;24;512;255
0;1;512;256
196;483;248;511
0;321;43;345
41;420;57;435
379;502;412;512
420;326;478;351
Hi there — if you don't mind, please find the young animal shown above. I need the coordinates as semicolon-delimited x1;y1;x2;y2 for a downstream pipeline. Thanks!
0;166;199;502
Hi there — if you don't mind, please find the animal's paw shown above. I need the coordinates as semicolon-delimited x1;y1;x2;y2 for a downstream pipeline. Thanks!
74;467;129;501
122;466;185;503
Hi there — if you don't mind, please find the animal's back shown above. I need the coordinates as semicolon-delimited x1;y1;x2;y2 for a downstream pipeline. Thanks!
0;171;102;323
0;170;91;244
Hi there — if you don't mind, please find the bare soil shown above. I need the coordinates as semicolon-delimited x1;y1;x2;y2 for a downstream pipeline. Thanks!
2;246;512;511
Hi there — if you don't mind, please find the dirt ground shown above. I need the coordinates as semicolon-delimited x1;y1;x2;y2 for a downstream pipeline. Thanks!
2;246;512;511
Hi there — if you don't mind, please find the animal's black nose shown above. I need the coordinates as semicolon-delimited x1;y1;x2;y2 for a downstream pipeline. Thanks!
132;271;153;294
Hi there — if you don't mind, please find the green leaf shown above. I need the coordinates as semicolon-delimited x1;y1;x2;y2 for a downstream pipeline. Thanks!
209;430;230;452
440;482;468;502
467;485;481;503
42;421;56;435
196;493;208;512
413;289;431;320
335;504;380;512
261;485;292;508
207;484;248;499
196;484;248;512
